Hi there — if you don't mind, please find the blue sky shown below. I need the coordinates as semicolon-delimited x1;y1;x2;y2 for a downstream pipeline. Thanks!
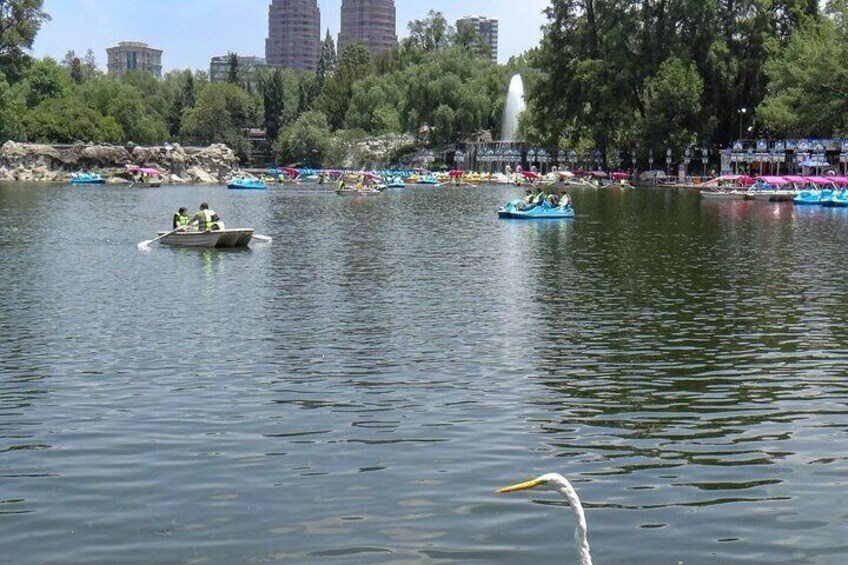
33;0;549;71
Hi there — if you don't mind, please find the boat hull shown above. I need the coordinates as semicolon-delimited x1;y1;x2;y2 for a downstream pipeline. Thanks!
701;191;747;200
156;229;254;248
228;180;266;190
498;200;575;219
750;191;796;202
337;189;381;195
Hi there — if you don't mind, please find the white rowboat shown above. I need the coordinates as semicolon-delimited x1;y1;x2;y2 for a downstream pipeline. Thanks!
155;229;254;248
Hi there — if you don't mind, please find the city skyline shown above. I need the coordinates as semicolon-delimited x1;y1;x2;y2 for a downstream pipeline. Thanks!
33;0;548;72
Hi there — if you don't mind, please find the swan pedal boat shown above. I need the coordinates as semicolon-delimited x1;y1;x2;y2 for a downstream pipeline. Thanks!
156;228;254;248
498;200;575;219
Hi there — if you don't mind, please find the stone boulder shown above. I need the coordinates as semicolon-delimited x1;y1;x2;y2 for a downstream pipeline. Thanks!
79;145;132;167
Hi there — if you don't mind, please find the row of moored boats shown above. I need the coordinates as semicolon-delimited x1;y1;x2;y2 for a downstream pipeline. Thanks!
700;174;848;205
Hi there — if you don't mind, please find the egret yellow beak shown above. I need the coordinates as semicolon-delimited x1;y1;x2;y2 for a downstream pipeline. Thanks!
496;478;545;494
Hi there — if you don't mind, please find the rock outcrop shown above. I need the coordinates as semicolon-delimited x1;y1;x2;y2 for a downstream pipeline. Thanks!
0;141;239;184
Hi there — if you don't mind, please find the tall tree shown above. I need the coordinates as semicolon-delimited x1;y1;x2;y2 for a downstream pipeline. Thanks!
317;42;371;129
758;2;848;137
403;10;453;53
226;52;239;85
316;29;336;89
263;68;286;141
453;20;490;59
0;0;51;80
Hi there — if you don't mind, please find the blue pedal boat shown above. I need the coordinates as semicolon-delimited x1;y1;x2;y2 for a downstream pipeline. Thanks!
227;177;267;190
498;199;575;219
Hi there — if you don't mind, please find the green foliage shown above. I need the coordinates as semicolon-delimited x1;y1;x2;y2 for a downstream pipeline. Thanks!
275;110;331;167
640;56;703;151
262;68;299;142
77;75;167;144
25;96;123;143
227;52;239;84
526;0;823;166
316;42;371;129
181;82;253;156
344;47;501;143
19;57;69;108
0;0;50;80
758;7;848;137
0;70;25;139
404;10;453;54
316;30;336;89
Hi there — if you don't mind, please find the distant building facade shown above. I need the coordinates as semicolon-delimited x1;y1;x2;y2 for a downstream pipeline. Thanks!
338;0;397;58
210;55;271;89
106;41;163;78
266;0;321;72
457;15;498;63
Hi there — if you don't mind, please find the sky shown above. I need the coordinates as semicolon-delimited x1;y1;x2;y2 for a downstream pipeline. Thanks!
33;0;550;72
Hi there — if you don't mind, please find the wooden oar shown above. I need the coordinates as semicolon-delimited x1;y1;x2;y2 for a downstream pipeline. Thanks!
252;233;272;243
137;226;184;250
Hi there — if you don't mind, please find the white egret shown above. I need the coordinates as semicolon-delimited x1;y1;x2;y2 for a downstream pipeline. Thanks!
497;472;593;565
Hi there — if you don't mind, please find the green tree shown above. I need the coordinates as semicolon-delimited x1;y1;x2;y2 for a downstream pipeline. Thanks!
276;110;331;167
640;56;703;151
25;96;123;143
454;20;490;59
263;68;286;141
227;52;239;84
317;42;371;129
181;82;252;157
19;57;70;108
758;3;848;137
403;10;453;53
0;0;50;80
165;69;195;137
77;75;167;144
0;70;25;139
316;29;336;89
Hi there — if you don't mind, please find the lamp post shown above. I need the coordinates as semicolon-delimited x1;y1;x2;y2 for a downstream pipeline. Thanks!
701;147;709;176
665;147;672;175
648;148;654;171
738;107;747;140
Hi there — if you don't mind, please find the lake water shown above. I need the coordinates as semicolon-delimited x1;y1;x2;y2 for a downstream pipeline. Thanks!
1;182;847;564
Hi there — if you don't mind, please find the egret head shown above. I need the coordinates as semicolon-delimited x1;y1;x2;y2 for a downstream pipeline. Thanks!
496;473;564;494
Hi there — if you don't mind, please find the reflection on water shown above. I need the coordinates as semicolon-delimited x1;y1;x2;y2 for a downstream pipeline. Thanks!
0;182;847;564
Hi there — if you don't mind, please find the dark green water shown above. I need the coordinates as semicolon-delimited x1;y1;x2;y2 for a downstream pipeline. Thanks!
1;182;847;564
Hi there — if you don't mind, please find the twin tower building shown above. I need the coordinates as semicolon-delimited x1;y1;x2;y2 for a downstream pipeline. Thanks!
266;0;397;72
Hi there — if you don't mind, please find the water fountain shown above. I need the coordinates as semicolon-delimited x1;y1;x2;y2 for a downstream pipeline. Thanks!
501;74;526;142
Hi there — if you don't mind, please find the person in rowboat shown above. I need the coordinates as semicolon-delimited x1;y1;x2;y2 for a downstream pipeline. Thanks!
172;207;190;230
189;202;224;232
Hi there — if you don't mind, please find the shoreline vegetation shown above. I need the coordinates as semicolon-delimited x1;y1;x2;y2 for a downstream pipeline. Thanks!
2;3;846;182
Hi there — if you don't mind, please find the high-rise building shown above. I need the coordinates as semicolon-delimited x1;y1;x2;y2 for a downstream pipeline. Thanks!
106;41;163;78
266;0;321;72
457;15;498;63
338;0;397;58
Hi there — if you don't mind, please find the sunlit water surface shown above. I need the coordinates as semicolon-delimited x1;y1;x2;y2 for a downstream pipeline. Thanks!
1;182;847;564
